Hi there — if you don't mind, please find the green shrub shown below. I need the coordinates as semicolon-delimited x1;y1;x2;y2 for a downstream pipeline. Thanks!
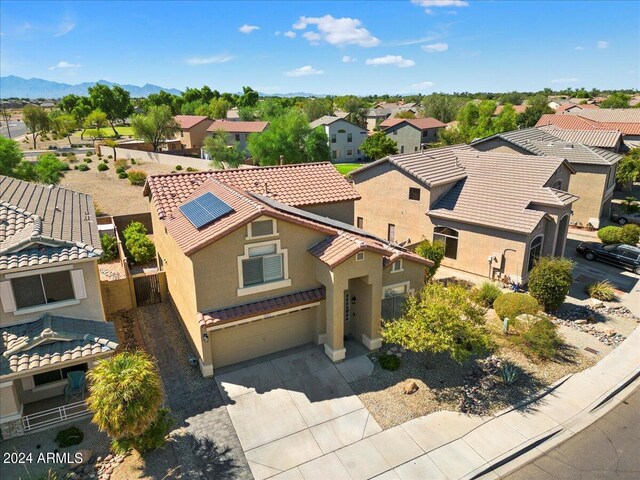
175;165;183;170
500;362;521;385
127;169;147;186
60;152;68;157
123;221;147;239
100;234;118;263
97;162;108;171
378;353;401;371
125;232;156;264
493;292;539;320
85;157;92;163
587;280;616;301
130;158;137;164
474;282;503;307
598;226;621;244
621;196;639;214
85;151;92;157
55;426;84;448
415;240;445;278
34;153;68;184
112;408;174;454
107;155;113;159
186;166;198;172
518;318;564;360
114;158;128;170
67;153;77;163
619;224;640;245
118;171;129;179
528;257;574;312
77;163;89;171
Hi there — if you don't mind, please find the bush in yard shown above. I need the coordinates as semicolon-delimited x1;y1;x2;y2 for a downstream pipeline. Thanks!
516;318;564;360
34;153;68;184
473;282;503;307
97;162;108;171
114;158;128;170
125;233;156;264
175;164;183;170
598;226;621;244
99;234;118;263
586;280;616;301
378;353;401;370
85;151;92;157
55;426;84;447
186;166;198;172
619;224;640;246
107;155;113;159
493;292;539;320
118;171;128;179
123;221;147;239
127;169;147;186
112;408;175;454
415;239;445;279
382;282;493;364
77;163;90;171
528;256;574;312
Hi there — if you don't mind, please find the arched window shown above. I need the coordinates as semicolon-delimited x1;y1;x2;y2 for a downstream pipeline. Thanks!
433;227;459;259
527;235;544;271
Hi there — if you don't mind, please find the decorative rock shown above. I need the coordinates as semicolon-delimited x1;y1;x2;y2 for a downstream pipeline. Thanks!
574;319;587;324
394;352;402;358
480;378;495;391
403;381;419;394
96;457;103;463
603;327;616;336
515;314;538;324
104;454;113;463
73;450;93;467
590;298;605;308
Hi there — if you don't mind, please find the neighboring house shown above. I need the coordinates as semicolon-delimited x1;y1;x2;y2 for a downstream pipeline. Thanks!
226;108;240;121
537;126;623;152
555;103;599;114
472;128;621;228
144;163;431;375
38;101;56;111
365;102;418;131
548;100;572;110
380;118;446;154
205;120;269;155
174;115;215;149
309;116;368;162
0;177;118;439
350;146;578;284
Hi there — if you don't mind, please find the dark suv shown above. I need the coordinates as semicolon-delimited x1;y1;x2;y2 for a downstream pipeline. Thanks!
576;242;640;274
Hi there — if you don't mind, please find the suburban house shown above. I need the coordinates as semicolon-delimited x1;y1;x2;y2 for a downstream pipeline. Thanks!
365;102;417;131
380;118;447;154
555;103;599;114
309;116;368;162
174;115;215;150
350;146;578;284
143;163;431;376
472;128;621;228
0;177;118;439
206;120;269;155
537;126;623;152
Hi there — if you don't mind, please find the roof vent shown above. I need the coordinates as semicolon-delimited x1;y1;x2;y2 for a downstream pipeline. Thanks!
564;144;573;149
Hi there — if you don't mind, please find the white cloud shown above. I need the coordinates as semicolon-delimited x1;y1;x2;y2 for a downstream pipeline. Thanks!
54;20;75;37
575;46;584;51
284;31;296;38
411;81;436;89
412;0;468;13
551;77;579;84
238;24;259;34
49;61;81;70
275;31;281;36
365;55;415;68
293;15;380;47
597;40;609;49
422;42;449;52
284;65;324;77
342;55;356;63
186;54;234;65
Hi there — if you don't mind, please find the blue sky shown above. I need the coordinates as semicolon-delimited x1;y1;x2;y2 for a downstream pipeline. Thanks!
1;0;638;95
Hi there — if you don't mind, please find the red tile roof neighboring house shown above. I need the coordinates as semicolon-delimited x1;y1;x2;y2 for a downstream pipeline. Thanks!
380;117;446;130
555;103;599;113
174;115;210;130
536;112;640;135
207;120;269;133
144;162;360;220
198;287;326;328
535;114;601;130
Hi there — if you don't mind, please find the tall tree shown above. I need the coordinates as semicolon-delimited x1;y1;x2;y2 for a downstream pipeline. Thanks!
302;98;333;122
203;130;245;169
131;105;181;152
208;98;231;119
111;86;134;125
360;132;398;159
336;96;368;128
58;94;82;114
0;136;25;176
88;84;132;135
22;105;50;149
517;94;553;128
84;109;109;142
49;111;77;145
145;90;182;114
237;86;259;108
305;127;331;163
600;93;631;109
393;110;416;119
419;94;463;123
71;98;92;139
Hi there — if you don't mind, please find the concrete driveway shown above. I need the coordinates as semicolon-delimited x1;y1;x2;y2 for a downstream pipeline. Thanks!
215;345;381;480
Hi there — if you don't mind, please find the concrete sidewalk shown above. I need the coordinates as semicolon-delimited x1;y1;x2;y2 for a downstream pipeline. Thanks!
272;327;640;480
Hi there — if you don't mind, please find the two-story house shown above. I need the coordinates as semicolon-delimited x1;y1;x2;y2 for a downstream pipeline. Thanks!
144;163;431;376
472;128;621;228
174;115;215;150
380;118;447;154
206;120;269;156
350;146;578;284
309;116;368;163
0;177;118;439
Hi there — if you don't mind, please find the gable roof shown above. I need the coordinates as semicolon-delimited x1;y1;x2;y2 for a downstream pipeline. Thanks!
535;114;601;130
309;115;366;131
0;176;101;270
537;127;622;148
536;111;640;135
144;162;360;220
574;109;640;123
207;120;269;133
429;150;577;234
174;115;210;130
380;117;446;130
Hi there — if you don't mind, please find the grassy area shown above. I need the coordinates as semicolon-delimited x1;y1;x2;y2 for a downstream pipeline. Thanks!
334;163;364;176
82;126;135;138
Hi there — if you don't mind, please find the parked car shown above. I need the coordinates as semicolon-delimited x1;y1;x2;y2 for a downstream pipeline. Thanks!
576;242;640;274
610;212;640;226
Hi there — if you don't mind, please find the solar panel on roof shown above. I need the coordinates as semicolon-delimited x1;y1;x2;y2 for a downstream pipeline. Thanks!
179;192;234;229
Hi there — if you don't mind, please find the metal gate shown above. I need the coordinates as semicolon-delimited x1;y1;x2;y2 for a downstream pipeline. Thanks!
133;274;161;306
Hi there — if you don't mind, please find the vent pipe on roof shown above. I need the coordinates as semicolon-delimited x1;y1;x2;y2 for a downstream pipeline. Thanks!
279;155;284;166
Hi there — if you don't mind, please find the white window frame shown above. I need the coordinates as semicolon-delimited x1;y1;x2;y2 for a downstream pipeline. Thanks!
246;218;278;240
390;259;403;273
237;239;291;296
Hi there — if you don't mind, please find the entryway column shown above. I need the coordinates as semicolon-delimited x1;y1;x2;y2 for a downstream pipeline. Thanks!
0;380;24;439
362;274;383;350
323;281;345;362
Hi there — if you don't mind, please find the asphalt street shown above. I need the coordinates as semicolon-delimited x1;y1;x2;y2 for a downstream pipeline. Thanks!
0;121;27;139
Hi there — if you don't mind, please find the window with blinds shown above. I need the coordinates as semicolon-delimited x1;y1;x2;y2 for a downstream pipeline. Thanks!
242;244;284;287
250;219;274;238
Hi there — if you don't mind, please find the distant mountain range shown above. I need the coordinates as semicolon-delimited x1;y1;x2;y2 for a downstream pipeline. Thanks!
0;76;183;99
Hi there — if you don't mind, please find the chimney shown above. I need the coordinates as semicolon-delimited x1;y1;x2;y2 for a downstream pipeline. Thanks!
279;155;284;166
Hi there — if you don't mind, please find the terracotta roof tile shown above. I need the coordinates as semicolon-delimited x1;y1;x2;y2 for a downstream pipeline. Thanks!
174;115;210;129
536;111;640;136
207;120;269;133
199;287;326;328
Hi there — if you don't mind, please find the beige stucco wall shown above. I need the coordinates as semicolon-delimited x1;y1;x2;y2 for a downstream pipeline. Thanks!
181;119;214;149
0;382;21;418
569;165;610;226
302;201;355;225
0;260;105;327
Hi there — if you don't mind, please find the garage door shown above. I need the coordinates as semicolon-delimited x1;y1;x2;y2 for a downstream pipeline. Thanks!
211;307;316;368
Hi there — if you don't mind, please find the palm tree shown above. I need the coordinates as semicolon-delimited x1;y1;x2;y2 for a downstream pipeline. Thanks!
87;351;163;439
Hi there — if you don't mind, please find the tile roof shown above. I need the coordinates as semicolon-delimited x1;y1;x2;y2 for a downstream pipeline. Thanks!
1;315;118;377
536;112;640;135
574;109;640;123
380;117;447;130
308;116;366;131
174;115;210;129
535;114;601;130
429;150;576;234
351;144;474;187
207;120;269;133
198;287;326;328
0;176;101;271
144;162;360;219
537;127;622;148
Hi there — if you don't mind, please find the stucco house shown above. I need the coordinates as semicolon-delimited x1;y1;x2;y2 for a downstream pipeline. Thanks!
472;128;621;228
350;146;578;285
365;102;418;131
379;118;447;154
143;163;431;376
205;120;269;155
174;115;215;150
309;116;368;163
0;176;118;439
